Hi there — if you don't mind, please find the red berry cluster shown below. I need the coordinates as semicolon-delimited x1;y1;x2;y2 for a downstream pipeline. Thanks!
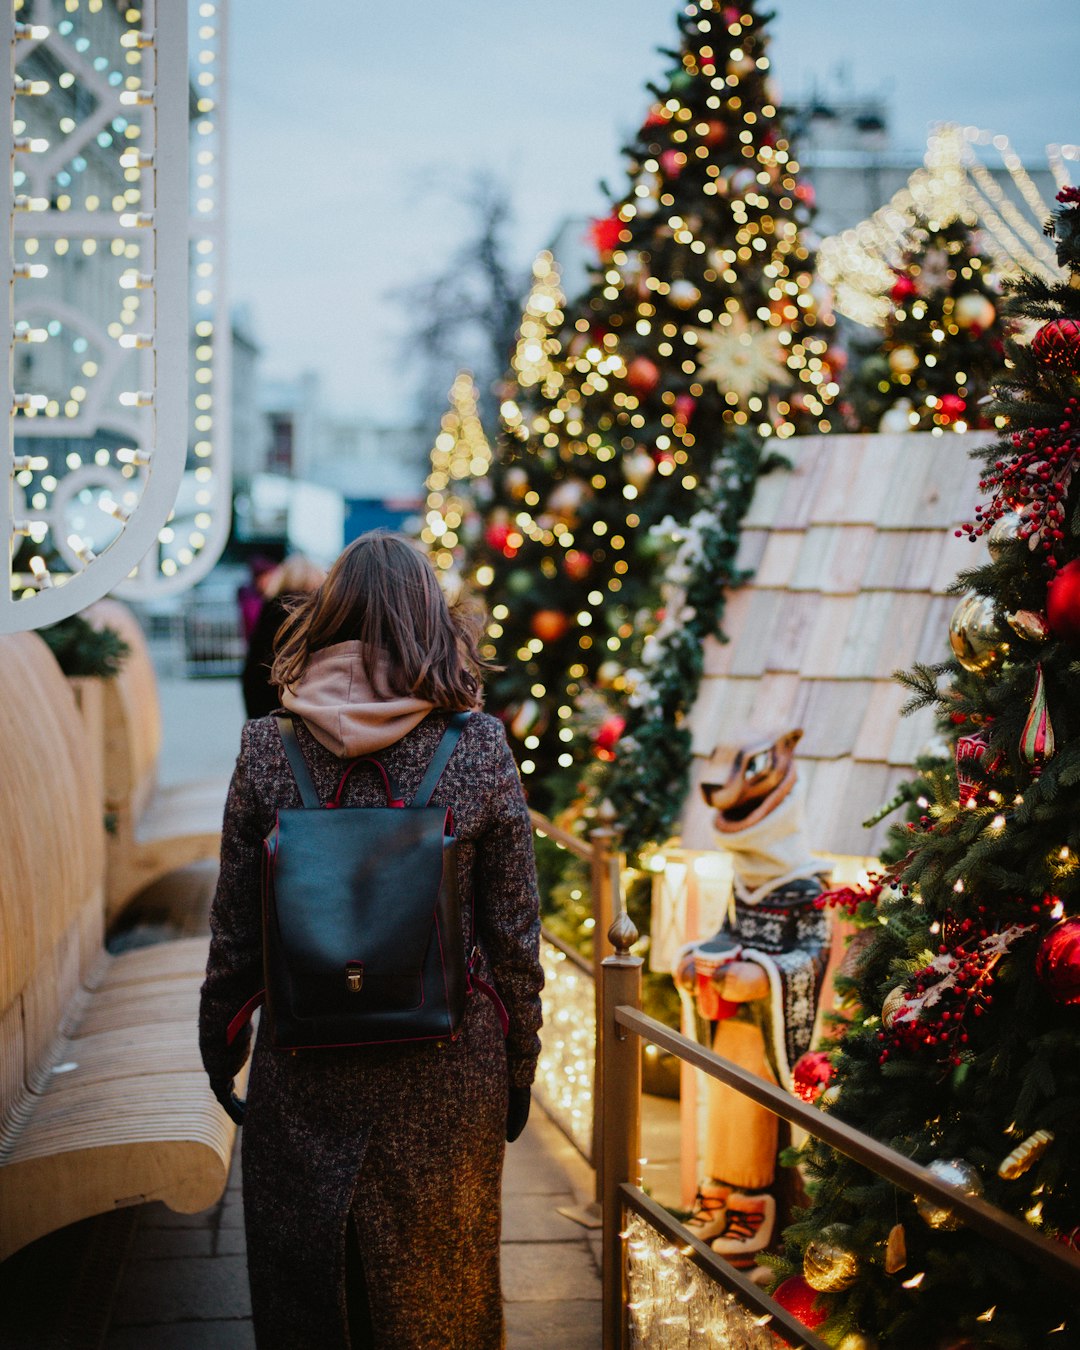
960;398;1079;569
876;898;1056;1067
815;873;886;916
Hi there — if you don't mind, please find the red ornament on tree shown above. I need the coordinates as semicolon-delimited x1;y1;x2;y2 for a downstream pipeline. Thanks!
642;105;668;129
890;273;918;303
485;520;512;553
792;1050;834;1104
562;549;592;581
1036;919;1080;1006
1047;559;1080;641
794;181;816;208
1032;318;1080;373
589;214;624;257
626;356;661;394
955;731;992;808
702;120;728;147
773;1276;829;1329
937;392;967;424
659;149;685;179
530;609;571;644
673;393;697;426
593;715;626;761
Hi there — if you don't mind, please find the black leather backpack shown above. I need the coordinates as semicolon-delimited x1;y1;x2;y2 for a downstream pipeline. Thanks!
260;711;478;1051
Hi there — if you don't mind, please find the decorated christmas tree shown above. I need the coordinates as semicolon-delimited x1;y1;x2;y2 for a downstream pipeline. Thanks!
773;189;1080;1349
468;0;837;834
419;371;492;589
847;213;1008;436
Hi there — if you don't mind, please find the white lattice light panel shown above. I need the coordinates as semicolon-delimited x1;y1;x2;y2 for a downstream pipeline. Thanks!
3;0;228;632
819;125;1079;328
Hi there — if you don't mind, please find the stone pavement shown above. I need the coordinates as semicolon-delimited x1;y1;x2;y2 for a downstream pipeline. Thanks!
97;1102;600;1349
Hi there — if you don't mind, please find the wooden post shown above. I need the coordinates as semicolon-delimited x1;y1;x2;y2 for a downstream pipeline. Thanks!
601;910;642;1350
590;801;622;1198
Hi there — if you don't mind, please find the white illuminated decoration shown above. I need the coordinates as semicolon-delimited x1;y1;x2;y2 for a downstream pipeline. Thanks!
533;939;595;1159
625;1212;778;1348
2;0;230;633
819;125;1079;327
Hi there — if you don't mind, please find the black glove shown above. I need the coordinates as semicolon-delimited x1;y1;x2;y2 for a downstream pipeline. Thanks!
506;1085;531;1143
210;1077;246;1126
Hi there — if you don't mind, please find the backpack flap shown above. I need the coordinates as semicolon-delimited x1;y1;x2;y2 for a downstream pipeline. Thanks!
264;804;464;1048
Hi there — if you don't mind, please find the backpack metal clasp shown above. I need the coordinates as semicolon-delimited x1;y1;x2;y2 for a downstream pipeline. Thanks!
345;961;364;993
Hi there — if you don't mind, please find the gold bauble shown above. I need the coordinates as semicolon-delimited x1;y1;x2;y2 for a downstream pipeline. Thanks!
1005;609;1050;642
949;593;1008;673
915;1158;984;1230
987;511;1023;561
668;279;701;310
953;292;997;330
888;344;919;376
882;986;908;1028
623;449;656;490
803;1223;859;1292
839;1335;879;1350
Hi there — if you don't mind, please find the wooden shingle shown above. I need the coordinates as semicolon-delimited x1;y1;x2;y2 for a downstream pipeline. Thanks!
684;431;990;860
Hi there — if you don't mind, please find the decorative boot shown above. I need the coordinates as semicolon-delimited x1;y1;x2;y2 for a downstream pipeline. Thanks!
683;1180;732;1243
710;1190;776;1267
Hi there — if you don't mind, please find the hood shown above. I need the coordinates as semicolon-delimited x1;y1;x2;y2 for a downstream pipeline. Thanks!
281;641;435;758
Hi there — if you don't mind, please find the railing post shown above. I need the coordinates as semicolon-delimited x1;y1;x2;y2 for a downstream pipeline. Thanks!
601;911;642;1350
590;801;623;1199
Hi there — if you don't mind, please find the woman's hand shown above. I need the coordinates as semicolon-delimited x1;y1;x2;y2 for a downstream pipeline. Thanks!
210;1077;246;1126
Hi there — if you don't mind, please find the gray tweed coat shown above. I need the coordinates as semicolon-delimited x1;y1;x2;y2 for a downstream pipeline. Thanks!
199;710;544;1350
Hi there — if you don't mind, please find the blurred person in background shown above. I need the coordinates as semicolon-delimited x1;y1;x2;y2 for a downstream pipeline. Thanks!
242;554;325;718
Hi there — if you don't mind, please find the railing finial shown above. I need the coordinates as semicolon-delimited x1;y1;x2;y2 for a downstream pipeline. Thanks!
608;910;639;955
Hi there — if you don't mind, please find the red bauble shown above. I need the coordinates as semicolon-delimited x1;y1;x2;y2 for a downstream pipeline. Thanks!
673;393;697;425
594;715;626;755
1031;318;1080;373
1036;919;1080;1006
772;1276;829;1329
702;120;728;147
642;106;668;129
955;731;990;808
562;549;592;581
1046;559;1080;641
794;181;816;207
589;215;624;256
626;356;661;394
890;273;918;303
484;521;511;552
659;149;685;179
530;609;571;644
938;392;967;424
792;1050;834;1104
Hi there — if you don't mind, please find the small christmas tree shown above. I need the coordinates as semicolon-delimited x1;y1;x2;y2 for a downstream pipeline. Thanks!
774;189;1080;1349
420;372;492;587
847;213;1008;436
468;0;837;829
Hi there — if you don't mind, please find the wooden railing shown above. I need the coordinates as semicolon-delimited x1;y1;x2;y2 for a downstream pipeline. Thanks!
525;809;1080;1346
598;915;1080;1350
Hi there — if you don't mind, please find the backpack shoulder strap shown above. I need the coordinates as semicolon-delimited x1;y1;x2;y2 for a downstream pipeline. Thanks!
275;716;322;808
411;711;471;807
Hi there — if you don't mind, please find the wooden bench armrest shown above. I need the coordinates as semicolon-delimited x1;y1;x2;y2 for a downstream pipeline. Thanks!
0;1071;234;1261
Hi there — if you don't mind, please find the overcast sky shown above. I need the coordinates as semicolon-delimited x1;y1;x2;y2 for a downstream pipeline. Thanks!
228;1;1079;425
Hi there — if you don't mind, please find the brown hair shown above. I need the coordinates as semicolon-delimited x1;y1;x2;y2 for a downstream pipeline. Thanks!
269;531;492;709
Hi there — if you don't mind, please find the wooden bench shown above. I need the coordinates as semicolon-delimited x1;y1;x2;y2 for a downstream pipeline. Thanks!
87;600;230;924
0;631;236;1261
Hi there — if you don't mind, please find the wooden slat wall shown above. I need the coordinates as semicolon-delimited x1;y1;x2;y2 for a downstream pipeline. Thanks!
682;431;988;860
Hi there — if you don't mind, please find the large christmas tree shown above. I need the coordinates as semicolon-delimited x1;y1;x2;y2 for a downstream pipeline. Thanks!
469;0;837;839
846;213;1008;437
774;189;1080;1349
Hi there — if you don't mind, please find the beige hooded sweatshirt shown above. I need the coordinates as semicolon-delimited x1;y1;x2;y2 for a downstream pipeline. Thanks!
281;641;435;758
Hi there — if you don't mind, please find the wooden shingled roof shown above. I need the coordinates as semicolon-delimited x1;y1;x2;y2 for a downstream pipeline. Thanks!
679;431;991;861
